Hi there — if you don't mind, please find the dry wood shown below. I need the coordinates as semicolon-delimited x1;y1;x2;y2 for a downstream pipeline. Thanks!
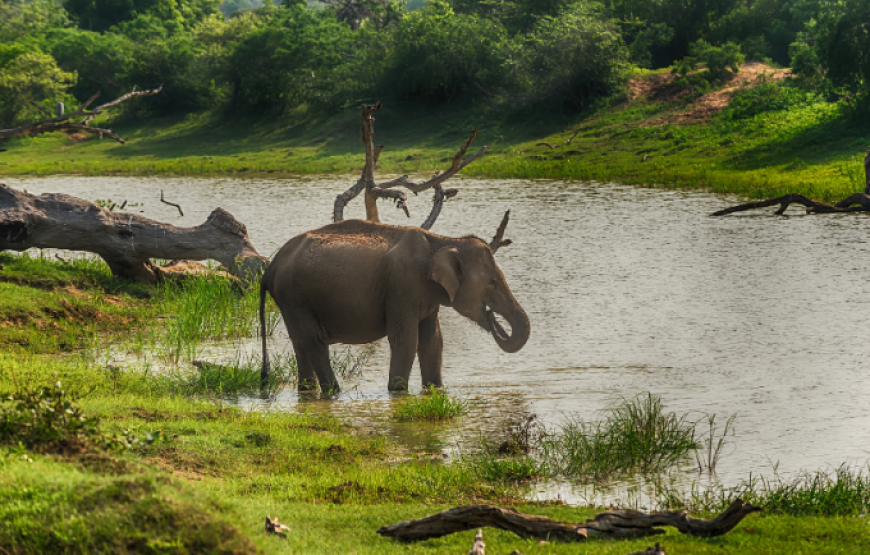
536;129;580;150
333;102;488;230
489;210;513;253
0;86;162;144
377;500;760;543
0;184;266;283
160;190;184;216
713;149;870;216
468;529;485;555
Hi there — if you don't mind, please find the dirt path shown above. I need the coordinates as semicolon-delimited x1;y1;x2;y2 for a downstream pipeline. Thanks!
628;62;792;125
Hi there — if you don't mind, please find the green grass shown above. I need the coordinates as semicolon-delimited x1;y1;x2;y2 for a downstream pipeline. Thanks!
2;76;869;203
542;394;699;482
4;245;870;553
393;386;471;421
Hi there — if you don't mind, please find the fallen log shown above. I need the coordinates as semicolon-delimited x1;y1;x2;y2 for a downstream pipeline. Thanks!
377;500;761;543
0;184;267;283
713;151;870;216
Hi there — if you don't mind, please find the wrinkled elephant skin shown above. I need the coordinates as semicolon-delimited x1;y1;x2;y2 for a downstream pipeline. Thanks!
259;220;530;393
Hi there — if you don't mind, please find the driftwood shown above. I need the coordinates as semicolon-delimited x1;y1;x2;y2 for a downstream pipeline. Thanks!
0;86;163;144
0;184;266;283
377;500;761;543
713;150;870;216
333;102;488;230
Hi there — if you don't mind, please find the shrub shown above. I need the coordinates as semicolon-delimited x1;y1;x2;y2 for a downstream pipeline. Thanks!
386;0;507;102
674;39;744;82
718;80;807;120
0;382;124;454
512;5;628;112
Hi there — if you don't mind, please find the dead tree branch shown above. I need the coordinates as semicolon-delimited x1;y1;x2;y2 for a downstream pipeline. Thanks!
377;500;761;543
536;129;581;150
333;102;488;230
0;184;266;283
160;189;184;216
713;149;870;216
489;210;513;253
0;86;163;144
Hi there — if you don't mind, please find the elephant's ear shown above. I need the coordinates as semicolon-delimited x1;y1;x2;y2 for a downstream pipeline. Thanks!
430;247;461;302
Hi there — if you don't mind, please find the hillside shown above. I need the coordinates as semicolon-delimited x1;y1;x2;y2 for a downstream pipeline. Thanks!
2;63;869;203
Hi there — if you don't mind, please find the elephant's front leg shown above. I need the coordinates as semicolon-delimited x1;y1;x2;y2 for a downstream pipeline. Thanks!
387;319;419;391
418;311;443;388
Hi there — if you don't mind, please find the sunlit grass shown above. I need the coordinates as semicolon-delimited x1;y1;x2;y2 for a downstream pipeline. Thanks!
392;386;471;421
541;393;699;482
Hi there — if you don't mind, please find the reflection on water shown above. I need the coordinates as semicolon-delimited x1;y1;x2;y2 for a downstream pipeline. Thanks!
8;175;870;501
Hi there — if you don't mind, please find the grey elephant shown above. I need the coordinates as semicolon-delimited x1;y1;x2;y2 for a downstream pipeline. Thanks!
258;219;530;393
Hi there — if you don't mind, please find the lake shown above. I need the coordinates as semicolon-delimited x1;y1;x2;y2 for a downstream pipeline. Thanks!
7;175;870;499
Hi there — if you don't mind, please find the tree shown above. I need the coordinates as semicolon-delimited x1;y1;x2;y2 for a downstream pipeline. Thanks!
812;0;870;100
0;44;76;128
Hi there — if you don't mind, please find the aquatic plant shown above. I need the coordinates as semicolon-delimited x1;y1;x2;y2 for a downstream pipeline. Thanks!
542;393;699;481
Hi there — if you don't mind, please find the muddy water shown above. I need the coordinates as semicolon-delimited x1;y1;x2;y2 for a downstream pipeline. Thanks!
8;175;870;494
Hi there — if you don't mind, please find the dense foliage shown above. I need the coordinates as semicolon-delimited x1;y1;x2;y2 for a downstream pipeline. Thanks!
0;0;865;128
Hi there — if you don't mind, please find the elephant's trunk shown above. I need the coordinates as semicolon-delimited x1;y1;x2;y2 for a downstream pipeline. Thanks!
486;304;530;354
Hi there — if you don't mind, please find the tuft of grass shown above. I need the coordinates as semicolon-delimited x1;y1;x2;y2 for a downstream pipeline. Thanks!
393;386;471;421
159;273;278;363
663;465;870;517
154;352;298;397
469;454;544;483
543;393;698;481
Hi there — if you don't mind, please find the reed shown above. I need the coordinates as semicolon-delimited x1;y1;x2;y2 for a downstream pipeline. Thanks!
542;393;699;481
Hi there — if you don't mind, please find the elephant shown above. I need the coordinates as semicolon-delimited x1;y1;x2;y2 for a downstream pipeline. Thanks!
258;219;530;393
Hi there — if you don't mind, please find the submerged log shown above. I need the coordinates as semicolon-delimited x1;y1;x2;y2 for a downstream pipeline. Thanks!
713;150;870;216
0;184;266;283
377;500;761;543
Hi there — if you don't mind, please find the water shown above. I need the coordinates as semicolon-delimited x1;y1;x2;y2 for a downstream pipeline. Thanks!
7;175;870;496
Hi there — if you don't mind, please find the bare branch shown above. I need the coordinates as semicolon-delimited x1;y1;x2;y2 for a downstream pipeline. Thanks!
711;193;870;216
334;176;367;222
489;210;512;253
374;129;488;194
0;86;163;143
420;186;458;230
536;129;581;150
160;190;184;216
367;186;409;217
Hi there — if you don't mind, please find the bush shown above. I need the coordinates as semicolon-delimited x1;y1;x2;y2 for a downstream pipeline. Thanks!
674;40;744;82
386;0;507;102
0;382;122;454
719;80;807;120
511;4;628;112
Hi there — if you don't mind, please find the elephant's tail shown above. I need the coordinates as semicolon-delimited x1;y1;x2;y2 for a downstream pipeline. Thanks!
259;278;271;387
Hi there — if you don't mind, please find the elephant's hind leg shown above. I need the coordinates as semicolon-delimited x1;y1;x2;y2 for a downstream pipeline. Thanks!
418;312;443;388
293;347;318;393
306;341;340;396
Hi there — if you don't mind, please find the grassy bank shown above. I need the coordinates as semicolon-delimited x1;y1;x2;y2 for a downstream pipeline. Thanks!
3;256;870;553
2;68;870;203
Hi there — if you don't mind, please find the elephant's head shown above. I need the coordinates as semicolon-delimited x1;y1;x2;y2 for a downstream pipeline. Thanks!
430;239;530;353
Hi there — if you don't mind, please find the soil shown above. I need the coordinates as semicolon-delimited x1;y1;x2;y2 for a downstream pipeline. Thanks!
628;62;792;125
